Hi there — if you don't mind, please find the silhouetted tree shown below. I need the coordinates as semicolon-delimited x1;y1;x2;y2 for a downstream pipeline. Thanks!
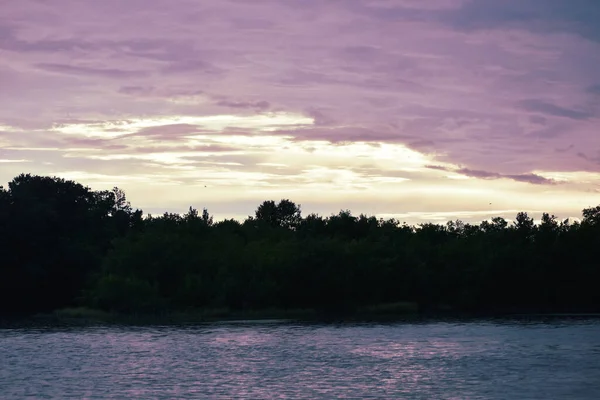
2;173;600;317
255;199;301;229
582;205;600;226
202;208;213;226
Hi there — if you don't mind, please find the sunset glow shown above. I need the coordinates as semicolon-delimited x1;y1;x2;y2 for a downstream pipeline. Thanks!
1;0;599;223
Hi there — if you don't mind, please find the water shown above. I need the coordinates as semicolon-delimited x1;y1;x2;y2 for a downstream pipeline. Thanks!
1;318;600;399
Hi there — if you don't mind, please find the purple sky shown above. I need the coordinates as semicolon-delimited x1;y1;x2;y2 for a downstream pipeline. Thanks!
1;0;600;223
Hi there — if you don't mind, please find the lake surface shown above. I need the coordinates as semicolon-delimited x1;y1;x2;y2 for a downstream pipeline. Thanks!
1;318;600;399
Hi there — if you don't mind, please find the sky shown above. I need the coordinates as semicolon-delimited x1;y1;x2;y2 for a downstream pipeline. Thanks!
1;0;600;223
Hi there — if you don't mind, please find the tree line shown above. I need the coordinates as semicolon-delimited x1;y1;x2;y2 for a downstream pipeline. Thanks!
1;173;599;317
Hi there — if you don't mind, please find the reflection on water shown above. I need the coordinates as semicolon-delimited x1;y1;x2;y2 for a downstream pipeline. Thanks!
1;319;600;399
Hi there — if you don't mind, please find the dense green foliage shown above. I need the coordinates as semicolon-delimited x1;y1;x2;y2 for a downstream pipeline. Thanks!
1;174;599;317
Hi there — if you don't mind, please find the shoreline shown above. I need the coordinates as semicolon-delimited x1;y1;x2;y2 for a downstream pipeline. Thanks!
3;304;600;328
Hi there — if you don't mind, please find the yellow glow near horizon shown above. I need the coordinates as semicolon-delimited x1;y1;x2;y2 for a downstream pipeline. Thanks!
293;141;431;165
40;161;600;225
5;109;599;224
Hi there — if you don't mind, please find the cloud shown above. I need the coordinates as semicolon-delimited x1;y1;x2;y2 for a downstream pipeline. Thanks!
443;0;600;43
0;25;99;53
35;63;149;78
427;165;556;185
456;168;501;179
517;99;593;120
587;84;600;95
49;113;312;139
0;0;599;223
214;99;270;110
424;165;448;171
130;124;201;140
118;86;155;96
160;59;223;75
504;173;555;185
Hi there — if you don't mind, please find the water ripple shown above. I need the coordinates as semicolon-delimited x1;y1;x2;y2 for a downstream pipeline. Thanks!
1;320;600;399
